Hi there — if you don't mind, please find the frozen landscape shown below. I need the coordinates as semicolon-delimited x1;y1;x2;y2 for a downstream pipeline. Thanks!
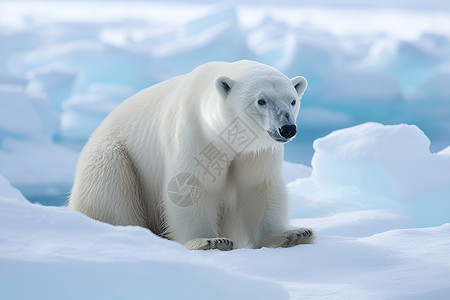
0;1;449;299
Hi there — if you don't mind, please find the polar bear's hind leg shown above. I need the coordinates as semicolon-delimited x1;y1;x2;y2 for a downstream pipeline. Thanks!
70;140;147;228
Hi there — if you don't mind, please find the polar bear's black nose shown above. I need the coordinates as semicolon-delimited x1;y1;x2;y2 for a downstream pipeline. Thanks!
279;125;297;139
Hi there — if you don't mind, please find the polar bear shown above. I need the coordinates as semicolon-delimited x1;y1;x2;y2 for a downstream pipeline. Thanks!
69;60;313;250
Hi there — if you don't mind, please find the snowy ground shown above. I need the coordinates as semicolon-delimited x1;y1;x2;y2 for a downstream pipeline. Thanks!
1;122;450;299
1;1;450;299
1;145;449;299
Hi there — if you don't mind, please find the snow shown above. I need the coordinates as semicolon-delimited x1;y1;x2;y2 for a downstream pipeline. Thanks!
1;174;449;299
0;174;28;203
1;1;450;299
288;123;450;227
313;123;450;198
26;67;76;112
282;161;312;183
0;138;78;200
0;82;58;141
0;75;79;203
290;210;413;238
0;183;288;300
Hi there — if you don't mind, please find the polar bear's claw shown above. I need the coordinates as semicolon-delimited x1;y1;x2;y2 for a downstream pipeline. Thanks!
185;237;234;251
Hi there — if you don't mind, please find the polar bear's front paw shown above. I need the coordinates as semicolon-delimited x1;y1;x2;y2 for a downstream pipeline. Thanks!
184;237;234;251
261;228;314;248
280;228;314;248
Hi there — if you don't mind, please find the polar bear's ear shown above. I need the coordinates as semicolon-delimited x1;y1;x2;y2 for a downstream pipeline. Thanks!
215;76;234;98
291;76;307;97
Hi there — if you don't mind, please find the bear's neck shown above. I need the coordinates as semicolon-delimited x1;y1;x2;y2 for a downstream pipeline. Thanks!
200;94;228;138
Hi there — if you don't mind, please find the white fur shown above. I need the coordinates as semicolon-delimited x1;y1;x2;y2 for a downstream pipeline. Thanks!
69;60;313;250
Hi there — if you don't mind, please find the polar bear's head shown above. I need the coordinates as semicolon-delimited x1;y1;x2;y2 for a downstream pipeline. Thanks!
215;64;307;149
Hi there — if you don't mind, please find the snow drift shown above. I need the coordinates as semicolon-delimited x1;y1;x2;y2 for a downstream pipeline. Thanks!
289;122;450;227
1;168;449;299
0;177;288;300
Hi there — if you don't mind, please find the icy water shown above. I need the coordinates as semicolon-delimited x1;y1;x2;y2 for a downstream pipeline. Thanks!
20;183;72;207
26;194;69;207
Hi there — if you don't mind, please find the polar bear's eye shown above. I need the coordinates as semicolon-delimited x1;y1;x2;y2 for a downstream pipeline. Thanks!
257;99;267;105
291;100;296;106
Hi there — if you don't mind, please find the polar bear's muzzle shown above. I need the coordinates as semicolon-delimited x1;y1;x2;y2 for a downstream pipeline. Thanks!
267;124;297;143
266;104;297;143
